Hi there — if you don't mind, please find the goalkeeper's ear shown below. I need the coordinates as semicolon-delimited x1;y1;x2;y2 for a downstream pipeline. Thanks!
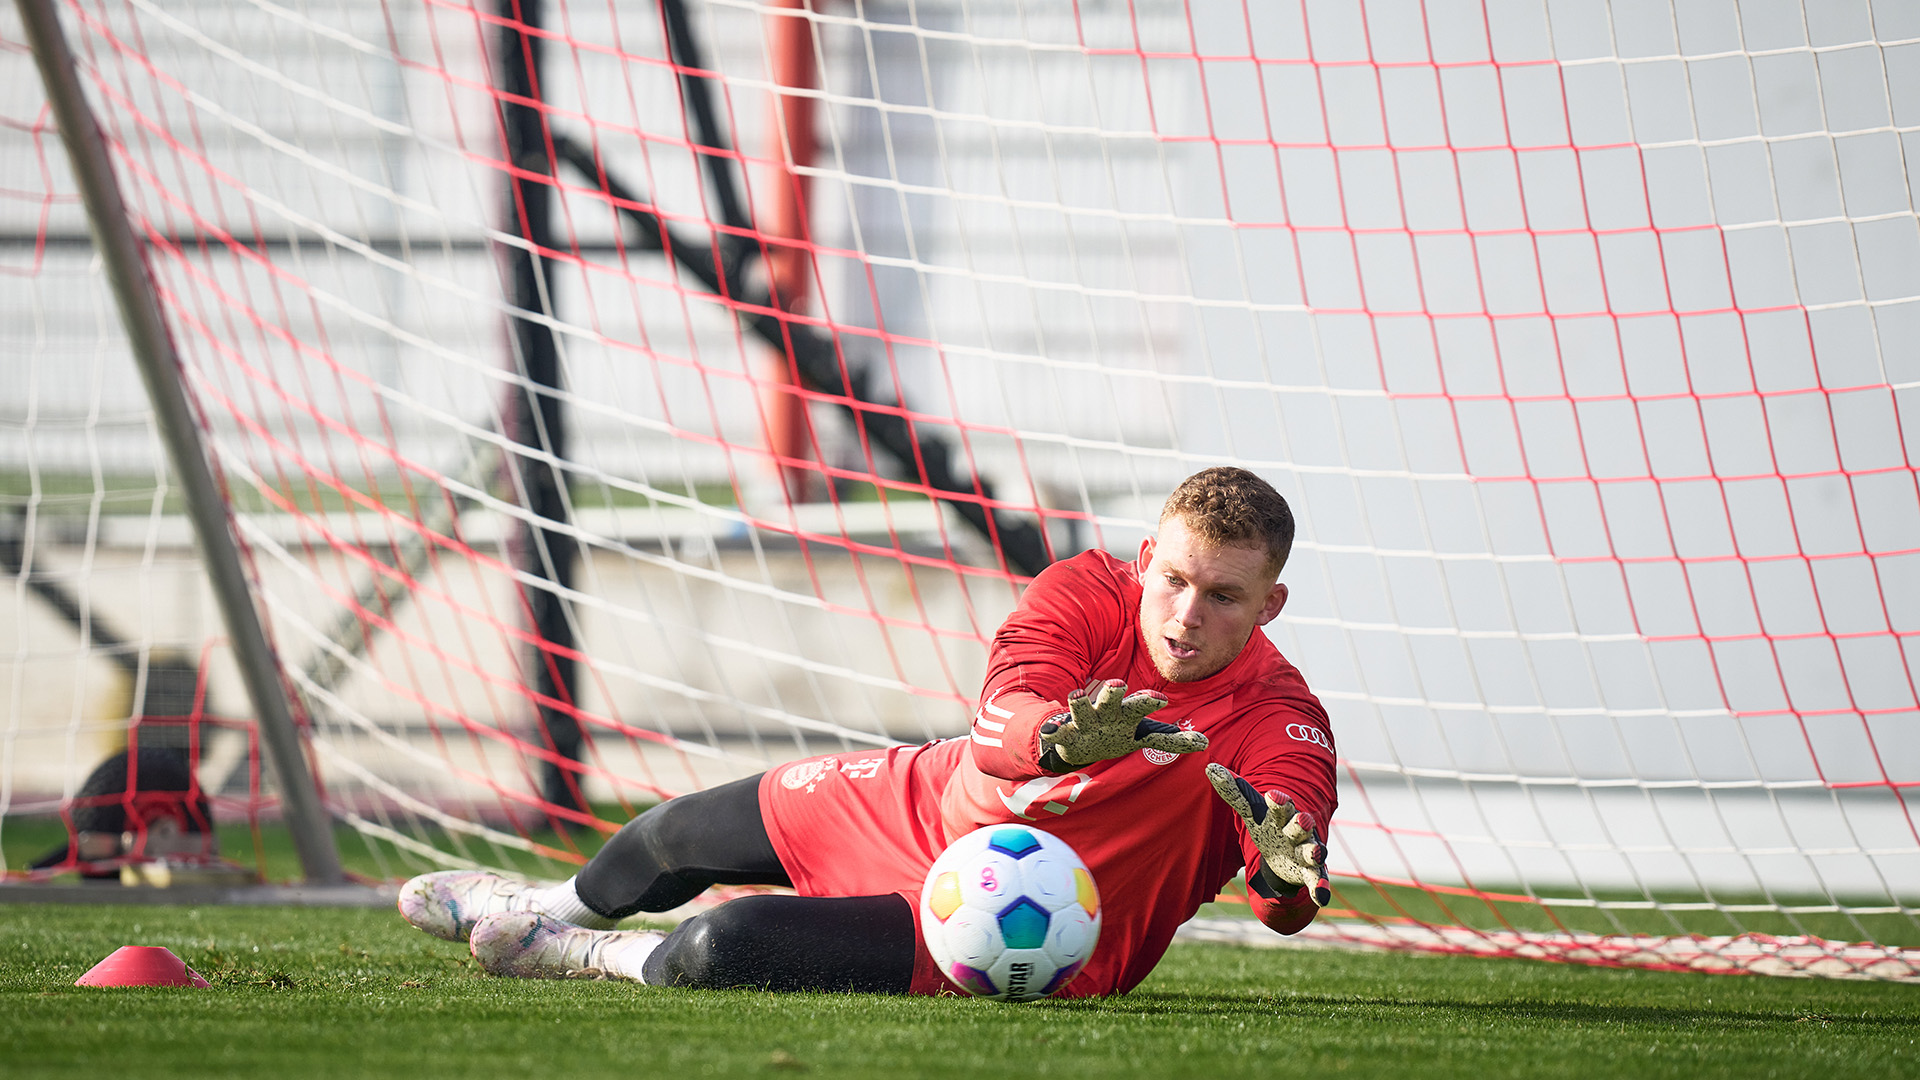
1256;582;1288;626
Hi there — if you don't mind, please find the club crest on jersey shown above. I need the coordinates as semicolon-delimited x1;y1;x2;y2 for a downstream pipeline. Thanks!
1142;718;1197;766
780;759;834;792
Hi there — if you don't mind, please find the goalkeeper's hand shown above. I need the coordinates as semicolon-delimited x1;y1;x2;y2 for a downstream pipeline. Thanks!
1037;679;1206;770
1205;763;1331;907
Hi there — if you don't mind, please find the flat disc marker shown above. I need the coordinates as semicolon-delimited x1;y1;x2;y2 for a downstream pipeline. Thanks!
75;946;210;987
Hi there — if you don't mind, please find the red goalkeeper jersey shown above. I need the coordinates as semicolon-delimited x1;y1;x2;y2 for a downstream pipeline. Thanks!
942;547;1336;994
761;547;1336;997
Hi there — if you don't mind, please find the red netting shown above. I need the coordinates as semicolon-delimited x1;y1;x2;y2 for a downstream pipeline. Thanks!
4;0;1915;978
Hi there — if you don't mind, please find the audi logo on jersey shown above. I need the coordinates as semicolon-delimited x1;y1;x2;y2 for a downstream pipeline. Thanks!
1286;723;1331;751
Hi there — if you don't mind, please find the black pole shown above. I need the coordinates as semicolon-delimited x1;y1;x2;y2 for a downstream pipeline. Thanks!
658;0;751;237
551;135;1053;577
495;0;584;819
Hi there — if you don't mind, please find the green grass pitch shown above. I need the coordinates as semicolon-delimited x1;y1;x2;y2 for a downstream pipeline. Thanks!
2;903;1914;1079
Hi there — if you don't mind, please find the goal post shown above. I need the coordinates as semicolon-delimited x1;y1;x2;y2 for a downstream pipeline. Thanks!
14;0;343;885
3;0;1916;979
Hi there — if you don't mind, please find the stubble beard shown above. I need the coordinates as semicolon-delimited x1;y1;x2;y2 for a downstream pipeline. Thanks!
1145;623;1233;683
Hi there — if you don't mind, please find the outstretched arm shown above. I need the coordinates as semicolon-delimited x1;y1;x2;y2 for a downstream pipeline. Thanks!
1205;702;1337;935
1207;763;1330;909
968;554;1140;780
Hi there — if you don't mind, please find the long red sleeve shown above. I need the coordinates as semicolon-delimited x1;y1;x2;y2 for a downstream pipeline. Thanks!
966;550;1138;780
1219;694;1337;935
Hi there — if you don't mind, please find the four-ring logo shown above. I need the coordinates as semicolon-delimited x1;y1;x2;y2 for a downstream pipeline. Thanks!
1286;723;1331;751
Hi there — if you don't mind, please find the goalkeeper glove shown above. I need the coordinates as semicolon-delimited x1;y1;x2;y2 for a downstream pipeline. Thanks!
1037;679;1207;771
1205;762;1331;907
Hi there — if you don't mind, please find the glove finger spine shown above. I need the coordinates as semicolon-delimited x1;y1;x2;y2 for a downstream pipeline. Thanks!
1231;775;1267;825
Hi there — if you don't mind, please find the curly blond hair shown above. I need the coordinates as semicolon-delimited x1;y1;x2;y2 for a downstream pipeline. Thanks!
1159;466;1294;576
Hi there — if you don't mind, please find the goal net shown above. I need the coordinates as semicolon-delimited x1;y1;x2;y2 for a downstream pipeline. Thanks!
4;0;1916;979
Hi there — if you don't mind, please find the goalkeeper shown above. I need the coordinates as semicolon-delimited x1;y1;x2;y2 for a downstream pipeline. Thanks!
400;467;1335;997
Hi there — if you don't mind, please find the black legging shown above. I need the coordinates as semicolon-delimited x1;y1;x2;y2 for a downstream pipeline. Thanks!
574;774;915;993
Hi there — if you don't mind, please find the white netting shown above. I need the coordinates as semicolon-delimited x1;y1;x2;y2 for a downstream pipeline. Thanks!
3;0;1916;975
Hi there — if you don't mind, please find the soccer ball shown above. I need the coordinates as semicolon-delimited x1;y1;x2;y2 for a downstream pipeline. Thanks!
918;824;1101;1002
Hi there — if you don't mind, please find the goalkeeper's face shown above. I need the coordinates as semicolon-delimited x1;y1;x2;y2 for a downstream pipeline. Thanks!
1137;516;1288;682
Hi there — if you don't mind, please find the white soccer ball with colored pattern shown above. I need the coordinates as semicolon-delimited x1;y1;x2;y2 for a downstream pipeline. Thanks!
918;823;1101;1001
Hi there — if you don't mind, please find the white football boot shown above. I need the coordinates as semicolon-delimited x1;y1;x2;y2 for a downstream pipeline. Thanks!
397;870;543;942
469;911;665;982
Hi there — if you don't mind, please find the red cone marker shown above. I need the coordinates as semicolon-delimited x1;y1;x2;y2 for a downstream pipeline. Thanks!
75;946;210;987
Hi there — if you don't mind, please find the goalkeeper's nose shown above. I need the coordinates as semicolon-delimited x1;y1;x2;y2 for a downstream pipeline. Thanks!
1170;589;1206;628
